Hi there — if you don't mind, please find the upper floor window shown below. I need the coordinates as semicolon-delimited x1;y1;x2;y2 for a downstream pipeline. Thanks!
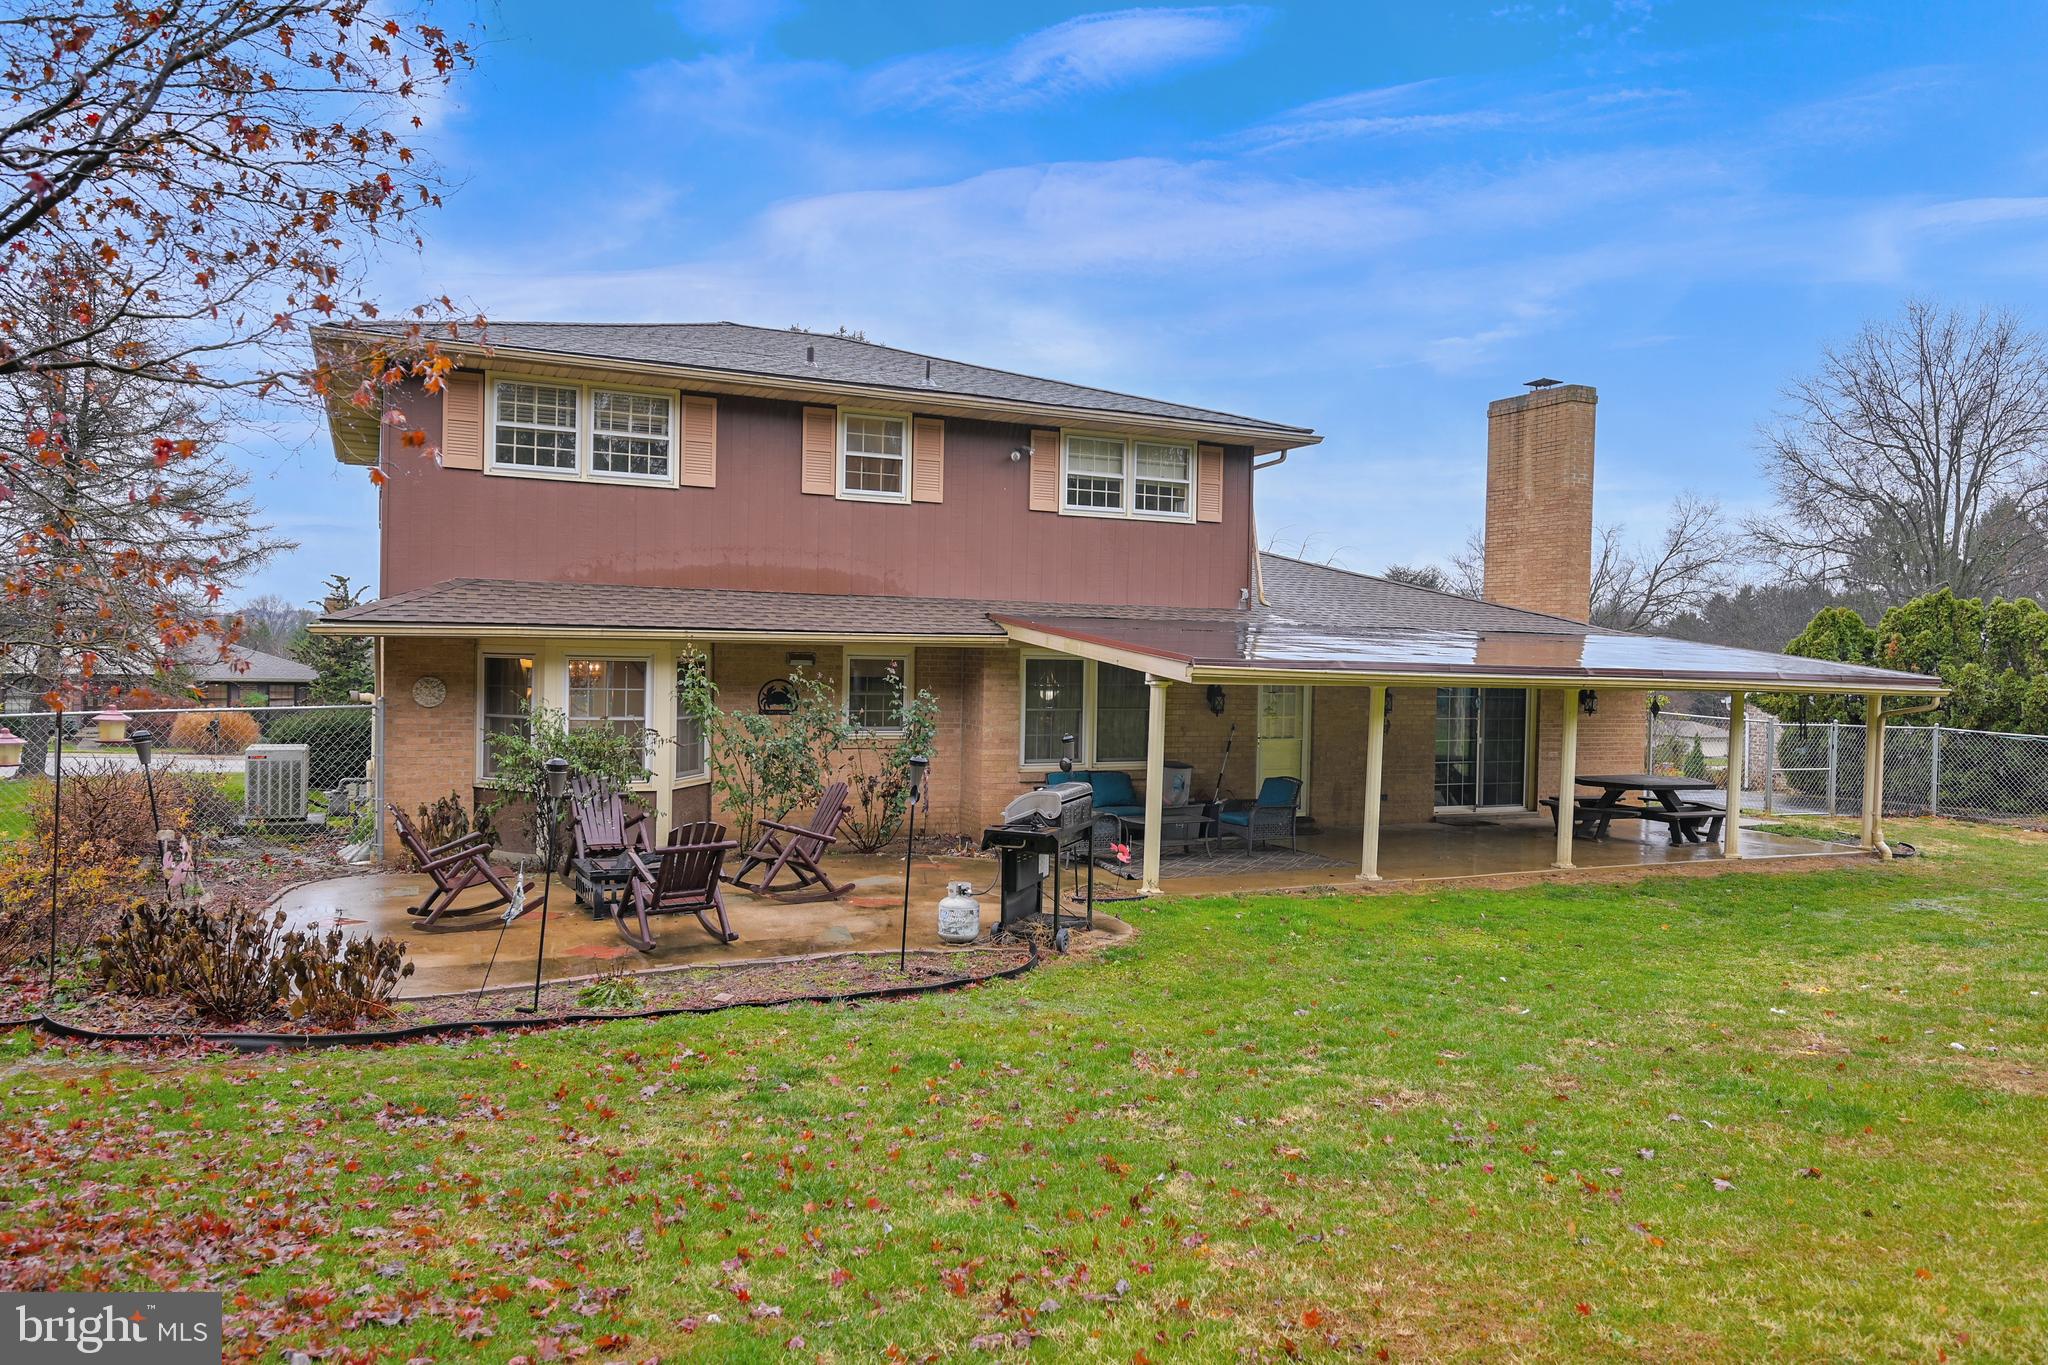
1062;432;1194;521
1064;435;1125;512
494;381;579;471
591;390;672;479
840;411;909;500
487;374;682;486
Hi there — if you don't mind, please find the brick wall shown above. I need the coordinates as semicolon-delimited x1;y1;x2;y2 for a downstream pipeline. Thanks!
1482;385;1597;623
380;637;480;860
1534;688;1651;799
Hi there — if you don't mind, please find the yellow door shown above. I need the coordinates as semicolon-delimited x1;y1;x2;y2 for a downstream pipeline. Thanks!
1255;685;1310;816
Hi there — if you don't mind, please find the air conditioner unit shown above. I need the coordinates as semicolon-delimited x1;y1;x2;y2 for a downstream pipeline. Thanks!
245;743;310;822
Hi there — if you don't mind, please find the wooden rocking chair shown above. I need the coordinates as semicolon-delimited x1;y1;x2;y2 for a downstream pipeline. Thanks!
389;804;541;927
620;822;740;949
727;781;854;901
567;773;652;911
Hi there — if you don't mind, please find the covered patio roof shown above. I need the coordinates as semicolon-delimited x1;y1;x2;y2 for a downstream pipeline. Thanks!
991;612;1948;696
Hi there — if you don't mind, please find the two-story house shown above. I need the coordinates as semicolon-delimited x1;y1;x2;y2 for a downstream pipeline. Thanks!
312;321;1942;890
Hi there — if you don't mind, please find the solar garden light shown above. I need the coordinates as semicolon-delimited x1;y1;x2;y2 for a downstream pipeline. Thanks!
899;754;930;973
1058;733;1076;774
520;757;573;1014
128;727;169;887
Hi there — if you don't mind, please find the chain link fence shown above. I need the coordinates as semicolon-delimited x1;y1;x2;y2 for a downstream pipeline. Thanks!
0;704;380;853
1647;711;2048;820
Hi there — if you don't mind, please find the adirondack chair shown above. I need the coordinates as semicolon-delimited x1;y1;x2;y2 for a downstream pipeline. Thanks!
389;804;542;927
727;782;854;900
567;773;652;911
619;822;740;949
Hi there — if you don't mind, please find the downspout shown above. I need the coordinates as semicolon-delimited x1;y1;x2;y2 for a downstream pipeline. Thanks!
1250;451;1288;607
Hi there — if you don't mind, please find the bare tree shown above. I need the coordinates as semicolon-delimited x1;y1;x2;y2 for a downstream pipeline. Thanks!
0;314;287;709
1752;302;2048;600
1384;528;1486;598
235;595;316;656
1589;494;1743;631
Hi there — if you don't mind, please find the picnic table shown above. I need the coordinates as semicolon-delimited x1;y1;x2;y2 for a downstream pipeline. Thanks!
1541;773;1726;844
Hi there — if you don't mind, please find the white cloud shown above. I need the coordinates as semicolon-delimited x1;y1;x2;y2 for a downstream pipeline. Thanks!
860;6;1269;113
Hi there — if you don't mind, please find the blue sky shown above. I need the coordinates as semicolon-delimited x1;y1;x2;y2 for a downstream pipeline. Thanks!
244;0;2048;605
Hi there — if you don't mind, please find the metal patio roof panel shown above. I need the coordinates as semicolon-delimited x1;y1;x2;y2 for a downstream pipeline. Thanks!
990;613;1947;693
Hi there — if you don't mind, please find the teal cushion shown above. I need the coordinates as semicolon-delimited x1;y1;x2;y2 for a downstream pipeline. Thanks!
1255;777;1300;808
1090;770;1138;807
1216;809;1250;827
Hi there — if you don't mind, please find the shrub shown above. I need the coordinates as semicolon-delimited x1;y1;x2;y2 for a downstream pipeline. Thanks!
1681;737;1708;780
483;705;651;868
95;900;415;1029
282;924;414;1028
168;709;262;755
27;760;198;856
677;648;847;849
574;966;644;1012
266;707;373;779
838;665;941;854
0;840;143;970
414;790;474;848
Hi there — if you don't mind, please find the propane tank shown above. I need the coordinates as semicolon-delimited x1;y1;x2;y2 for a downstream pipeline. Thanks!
936;880;981;944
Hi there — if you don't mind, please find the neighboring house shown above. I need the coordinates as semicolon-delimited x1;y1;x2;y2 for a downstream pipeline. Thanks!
1;643;316;711
188;645;318;707
310;321;1942;882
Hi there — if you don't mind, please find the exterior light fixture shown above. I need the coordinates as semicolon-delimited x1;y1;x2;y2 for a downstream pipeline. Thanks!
1579;689;1599;717
786;651;816;671
1205;685;1227;716
1058;733;1076;774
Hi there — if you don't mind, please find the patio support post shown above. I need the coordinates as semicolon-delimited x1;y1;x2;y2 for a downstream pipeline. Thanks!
1861;694;1889;857
1725;690;1745;859
1141;675;1169;895
649;644;678;842
1553;689;1579;870
1358;684;1386;881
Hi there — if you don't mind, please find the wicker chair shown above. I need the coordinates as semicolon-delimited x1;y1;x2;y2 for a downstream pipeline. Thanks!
1215;776;1302;854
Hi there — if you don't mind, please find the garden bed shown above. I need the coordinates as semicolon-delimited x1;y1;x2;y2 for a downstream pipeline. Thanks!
31;943;1036;1048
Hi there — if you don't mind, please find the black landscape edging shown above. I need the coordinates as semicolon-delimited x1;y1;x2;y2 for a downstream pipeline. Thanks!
25;944;1039;1052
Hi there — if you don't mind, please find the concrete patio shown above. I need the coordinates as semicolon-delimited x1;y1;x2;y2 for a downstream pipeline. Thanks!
273;815;1855;998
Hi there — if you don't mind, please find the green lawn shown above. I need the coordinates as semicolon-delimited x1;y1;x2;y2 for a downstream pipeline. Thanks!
3;818;2045;1361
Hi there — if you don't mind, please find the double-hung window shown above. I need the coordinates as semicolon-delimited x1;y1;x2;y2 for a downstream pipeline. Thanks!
568;658;650;764
1022;656;1086;766
845;654;909;732
1133;441;1192;516
1062;432;1195;520
481;655;534;779
493;381;580;471
1063;435;1126;512
591;390;673;479
840;412;908;499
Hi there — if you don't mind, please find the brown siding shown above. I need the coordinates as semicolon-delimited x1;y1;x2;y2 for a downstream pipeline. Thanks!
378;382;1258;609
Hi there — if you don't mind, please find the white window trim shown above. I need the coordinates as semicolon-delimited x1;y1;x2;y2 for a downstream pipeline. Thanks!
844;649;915;734
483;369;682;489
1017;650;1149;770
1059;428;1197;523
673;646;712;787
836;408;913;503
476;648;538;787
565;652;657;775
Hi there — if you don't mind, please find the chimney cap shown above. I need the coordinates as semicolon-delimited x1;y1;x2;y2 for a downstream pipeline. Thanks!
1523;377;1563;390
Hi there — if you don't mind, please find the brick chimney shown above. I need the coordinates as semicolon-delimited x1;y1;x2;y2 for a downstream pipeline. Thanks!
1482;383;1597;623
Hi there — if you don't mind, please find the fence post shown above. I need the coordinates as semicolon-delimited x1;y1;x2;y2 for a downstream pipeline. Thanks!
1825;721;1839;816
1762;714;1776;815
1929;723;1941;817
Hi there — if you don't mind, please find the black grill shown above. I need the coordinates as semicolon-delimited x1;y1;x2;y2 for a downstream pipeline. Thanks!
979;781;1096;946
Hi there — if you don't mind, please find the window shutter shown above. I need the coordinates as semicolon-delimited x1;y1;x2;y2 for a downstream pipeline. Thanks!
441;373;483;469
911;417;944;502
802;406;837;495
1196;444;1224;523
680;396;717;487
1028;428;1059;512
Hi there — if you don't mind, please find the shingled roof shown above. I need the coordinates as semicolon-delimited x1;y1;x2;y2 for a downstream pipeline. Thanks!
337;320;1316;441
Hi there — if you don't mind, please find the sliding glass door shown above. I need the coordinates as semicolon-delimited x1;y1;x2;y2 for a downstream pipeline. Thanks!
1435;687;1530;810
